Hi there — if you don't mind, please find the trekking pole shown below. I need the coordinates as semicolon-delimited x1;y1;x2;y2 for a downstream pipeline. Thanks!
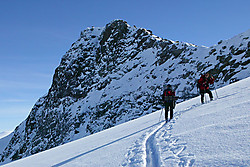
204;93;207;103
213;83;219;99
159;108;163;122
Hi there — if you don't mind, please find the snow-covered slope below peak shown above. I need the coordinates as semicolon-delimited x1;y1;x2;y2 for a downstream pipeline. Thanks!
0;132;12;140
0;132;13;154
3;77;250;167
215;29;250;47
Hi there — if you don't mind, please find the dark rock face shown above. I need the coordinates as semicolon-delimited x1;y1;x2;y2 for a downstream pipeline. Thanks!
1;20;249;164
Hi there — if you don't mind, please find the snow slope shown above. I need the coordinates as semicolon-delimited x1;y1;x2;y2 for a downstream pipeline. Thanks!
3;77;250;166
0;132;13;154
0;132;12;140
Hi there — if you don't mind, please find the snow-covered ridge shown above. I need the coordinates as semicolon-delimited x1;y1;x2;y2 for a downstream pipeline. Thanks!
3;77;250;167
0;132;12;140
0;20;249;164
0;132;13;159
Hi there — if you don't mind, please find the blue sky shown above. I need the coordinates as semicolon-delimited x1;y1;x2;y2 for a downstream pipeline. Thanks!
0;0;249;132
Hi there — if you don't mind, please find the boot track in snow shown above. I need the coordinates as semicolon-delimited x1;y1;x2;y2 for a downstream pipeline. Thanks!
123;102;201;166
145;122;165;167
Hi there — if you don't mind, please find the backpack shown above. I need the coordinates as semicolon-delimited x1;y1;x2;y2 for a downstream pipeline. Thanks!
163;89;176;101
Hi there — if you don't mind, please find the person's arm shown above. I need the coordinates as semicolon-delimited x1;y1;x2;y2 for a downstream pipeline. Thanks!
162;91;165;101
198;78;205;88
198;77;203;84
209;76;215;84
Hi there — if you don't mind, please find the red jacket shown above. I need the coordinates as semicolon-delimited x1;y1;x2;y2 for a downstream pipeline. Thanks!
198;75;214;90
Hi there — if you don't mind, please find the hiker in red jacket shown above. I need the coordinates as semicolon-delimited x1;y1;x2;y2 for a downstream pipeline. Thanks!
162;84;176;122
198;73;215;104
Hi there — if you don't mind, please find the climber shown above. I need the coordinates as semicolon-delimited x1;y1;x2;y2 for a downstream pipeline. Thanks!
162;84;176;122
198;72;215;104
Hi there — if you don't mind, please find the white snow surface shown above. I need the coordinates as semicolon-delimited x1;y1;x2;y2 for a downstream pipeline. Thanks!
3;77;250;167
0;132;13;154
0;132;12;140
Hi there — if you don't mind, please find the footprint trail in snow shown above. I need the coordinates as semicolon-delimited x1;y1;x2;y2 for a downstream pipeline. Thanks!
122;104;198;167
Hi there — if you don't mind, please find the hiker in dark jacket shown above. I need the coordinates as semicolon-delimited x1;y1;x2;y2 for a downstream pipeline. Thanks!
162;84;176;122
198;73;215;104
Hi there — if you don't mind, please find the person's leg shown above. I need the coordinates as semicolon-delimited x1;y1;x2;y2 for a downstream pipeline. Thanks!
200;90;205;104
165;103;169;121
206;89;213;100
170;102;174;120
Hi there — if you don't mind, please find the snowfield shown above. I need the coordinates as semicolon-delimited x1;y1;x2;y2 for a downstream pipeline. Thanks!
3;77;250;167
0;132;12;155
0;132;12;139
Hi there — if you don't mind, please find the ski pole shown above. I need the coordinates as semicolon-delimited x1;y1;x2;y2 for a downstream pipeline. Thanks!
214;89;218;99
159;108;163;122
213;83;219;99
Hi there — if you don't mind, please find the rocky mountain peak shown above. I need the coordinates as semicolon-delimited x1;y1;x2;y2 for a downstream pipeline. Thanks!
100;19;129;44
0;21;249;164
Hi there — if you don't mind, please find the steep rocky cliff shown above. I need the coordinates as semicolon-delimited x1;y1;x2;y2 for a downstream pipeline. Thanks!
1;20;249;164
